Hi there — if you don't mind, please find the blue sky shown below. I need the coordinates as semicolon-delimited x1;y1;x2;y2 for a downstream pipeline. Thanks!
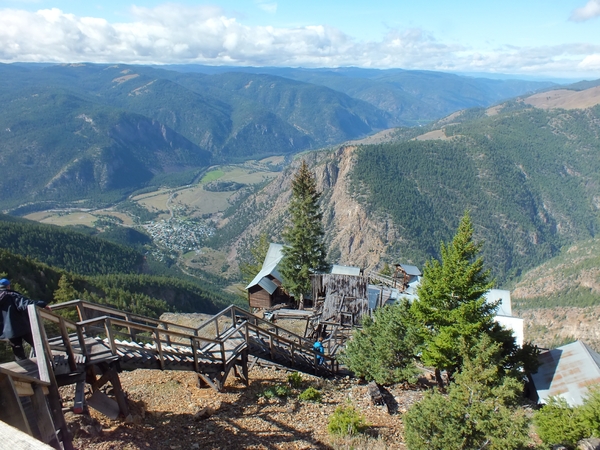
1;0;599;79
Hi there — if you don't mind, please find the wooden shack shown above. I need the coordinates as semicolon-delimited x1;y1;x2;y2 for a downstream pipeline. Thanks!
246;275;290;309
246;243;292;309
312;273;370;326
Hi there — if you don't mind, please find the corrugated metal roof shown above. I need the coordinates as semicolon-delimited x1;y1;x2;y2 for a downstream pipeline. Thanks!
400;264;422;276
257;277;278;295
531;340;600;407
245;243;285;290
331;265;361;276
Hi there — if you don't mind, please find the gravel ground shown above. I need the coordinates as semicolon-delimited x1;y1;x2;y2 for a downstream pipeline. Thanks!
63;365;426;450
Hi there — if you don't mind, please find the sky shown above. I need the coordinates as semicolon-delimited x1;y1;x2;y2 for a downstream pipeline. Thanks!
1;0;599;79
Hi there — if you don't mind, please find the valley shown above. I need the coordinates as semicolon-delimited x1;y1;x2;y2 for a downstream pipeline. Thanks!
2;63;600;354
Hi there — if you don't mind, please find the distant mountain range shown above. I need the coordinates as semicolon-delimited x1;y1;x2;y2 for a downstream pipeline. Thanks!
0;63;553;211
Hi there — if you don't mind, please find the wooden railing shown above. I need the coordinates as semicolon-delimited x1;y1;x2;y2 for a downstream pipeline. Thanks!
48;300;248;373
47;300;338;375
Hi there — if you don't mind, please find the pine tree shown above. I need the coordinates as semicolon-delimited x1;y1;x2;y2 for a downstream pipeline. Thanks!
411;211;496;384
280;160;328;309
54;274;78;303
341;300;421;384
404;335;532;450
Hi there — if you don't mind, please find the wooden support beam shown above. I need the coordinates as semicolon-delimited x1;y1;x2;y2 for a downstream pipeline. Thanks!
0;373;31;436
31;383;61;448
28;305;74;450
73;380;86;414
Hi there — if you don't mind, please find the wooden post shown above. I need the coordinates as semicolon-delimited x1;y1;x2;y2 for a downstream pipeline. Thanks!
125;313;136;342
28;305;74;450
154;329;165;370
0;373;31;435
57;317;77;372
161;323;171;346
32;383;62;448
191;338;199;373
104;318;117;355
220;341;226;371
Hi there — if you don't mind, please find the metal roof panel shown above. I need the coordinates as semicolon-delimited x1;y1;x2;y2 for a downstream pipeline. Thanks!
531;340;600;407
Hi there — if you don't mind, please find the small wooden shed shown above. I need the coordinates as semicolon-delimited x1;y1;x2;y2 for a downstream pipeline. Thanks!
246;243;292;309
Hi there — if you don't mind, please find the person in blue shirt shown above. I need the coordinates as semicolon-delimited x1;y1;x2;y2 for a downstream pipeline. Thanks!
0;278;49;361
313;336;325;365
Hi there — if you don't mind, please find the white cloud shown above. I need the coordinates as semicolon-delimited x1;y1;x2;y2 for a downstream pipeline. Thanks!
255;1;277;14
579;53;600;69
0;4;598;77
570;0;600;22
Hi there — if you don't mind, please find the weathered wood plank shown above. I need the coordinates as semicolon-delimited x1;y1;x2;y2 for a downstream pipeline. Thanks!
0;420;55;449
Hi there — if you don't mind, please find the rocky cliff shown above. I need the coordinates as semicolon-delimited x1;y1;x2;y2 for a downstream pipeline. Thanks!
224;145;403;272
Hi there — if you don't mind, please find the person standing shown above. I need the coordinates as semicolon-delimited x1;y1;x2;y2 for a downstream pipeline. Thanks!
313;336;325;365
0;278;49;361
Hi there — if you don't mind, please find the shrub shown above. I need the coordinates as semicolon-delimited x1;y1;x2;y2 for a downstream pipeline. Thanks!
258;384;292;399
287;372;303;389
298;387;321;403
579;387;600;437
328;405;367;436
534;387;600;449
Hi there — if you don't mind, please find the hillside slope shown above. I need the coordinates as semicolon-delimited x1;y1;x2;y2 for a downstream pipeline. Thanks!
222;102;600;285
510;237;600;350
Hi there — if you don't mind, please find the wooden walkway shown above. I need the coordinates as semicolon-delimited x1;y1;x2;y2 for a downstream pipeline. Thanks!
0;300;340;448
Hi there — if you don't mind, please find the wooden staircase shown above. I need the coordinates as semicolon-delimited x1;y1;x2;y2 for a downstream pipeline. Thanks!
0;300;341;448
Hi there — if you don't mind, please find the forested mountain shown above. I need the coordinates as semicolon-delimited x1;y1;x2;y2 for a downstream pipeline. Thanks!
162;65;555;125
0;63;552;211
349;103;600;281
0;86;211;210
511;236;600;310
0;214;145;275
221;99;600;285
0;215;238;314
0;248;234;317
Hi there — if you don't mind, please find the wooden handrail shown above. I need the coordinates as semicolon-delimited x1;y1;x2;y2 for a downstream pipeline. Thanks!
50;299;200;334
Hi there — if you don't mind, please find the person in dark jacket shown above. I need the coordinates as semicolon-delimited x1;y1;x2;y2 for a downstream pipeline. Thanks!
0;278;48;361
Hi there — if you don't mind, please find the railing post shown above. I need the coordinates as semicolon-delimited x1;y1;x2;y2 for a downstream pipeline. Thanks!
125;313;137;342
104;318;117;355
154;329;165;370
220;341;226;371
161;323;171;346
58;317;77;372
191;338;199;373
27;305;74;450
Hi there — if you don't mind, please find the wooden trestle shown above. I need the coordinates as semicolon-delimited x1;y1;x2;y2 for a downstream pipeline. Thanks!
0;300;340;448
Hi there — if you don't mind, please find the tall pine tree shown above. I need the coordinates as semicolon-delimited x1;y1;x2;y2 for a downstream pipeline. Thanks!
411;211;497;385
280;160;328;309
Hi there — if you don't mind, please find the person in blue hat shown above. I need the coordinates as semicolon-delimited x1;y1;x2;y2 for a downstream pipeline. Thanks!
0;278;49;361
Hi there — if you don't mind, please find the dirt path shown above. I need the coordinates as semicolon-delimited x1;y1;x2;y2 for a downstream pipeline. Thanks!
66;366;425;449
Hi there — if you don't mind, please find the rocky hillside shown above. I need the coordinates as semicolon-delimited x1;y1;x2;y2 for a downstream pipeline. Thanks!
511;237;600;351
223;145;406;274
